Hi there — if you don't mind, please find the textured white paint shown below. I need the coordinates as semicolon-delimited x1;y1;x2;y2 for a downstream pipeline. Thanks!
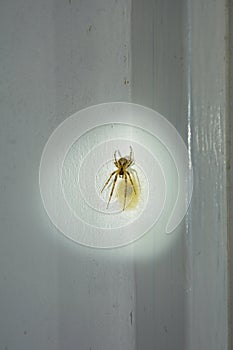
186;1;228;349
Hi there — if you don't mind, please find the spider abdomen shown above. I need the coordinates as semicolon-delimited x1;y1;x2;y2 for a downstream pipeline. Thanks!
101;146;137;210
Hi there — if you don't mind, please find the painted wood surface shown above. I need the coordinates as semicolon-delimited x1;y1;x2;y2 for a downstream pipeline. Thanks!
186;0;228;348
132;0;187;348
131;0;229;349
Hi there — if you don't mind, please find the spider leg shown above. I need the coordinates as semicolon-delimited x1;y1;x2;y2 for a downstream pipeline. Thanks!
106;173;118;208
127;146;134;166
123;173;127;210
129;146;133;162
114;150;117;163
101;170;117;193
126;171;136;194
131;168;140;185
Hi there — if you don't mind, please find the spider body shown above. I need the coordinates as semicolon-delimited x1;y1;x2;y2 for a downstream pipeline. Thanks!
116;158;128;177
101;146;137;210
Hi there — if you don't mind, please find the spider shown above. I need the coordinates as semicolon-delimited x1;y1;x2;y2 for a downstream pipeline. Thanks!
101;146;137;210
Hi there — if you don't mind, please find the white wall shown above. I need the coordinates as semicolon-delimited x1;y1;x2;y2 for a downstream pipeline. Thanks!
0;1;136;349
0;0;229;349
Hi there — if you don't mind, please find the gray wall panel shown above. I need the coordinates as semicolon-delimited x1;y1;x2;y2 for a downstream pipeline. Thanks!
0;1;135;349
131;0;229;349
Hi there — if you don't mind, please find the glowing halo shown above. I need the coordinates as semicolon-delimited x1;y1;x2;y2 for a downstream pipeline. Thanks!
39;102;193;248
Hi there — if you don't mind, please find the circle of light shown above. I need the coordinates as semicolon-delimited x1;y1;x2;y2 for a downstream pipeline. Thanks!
39;102;193;248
